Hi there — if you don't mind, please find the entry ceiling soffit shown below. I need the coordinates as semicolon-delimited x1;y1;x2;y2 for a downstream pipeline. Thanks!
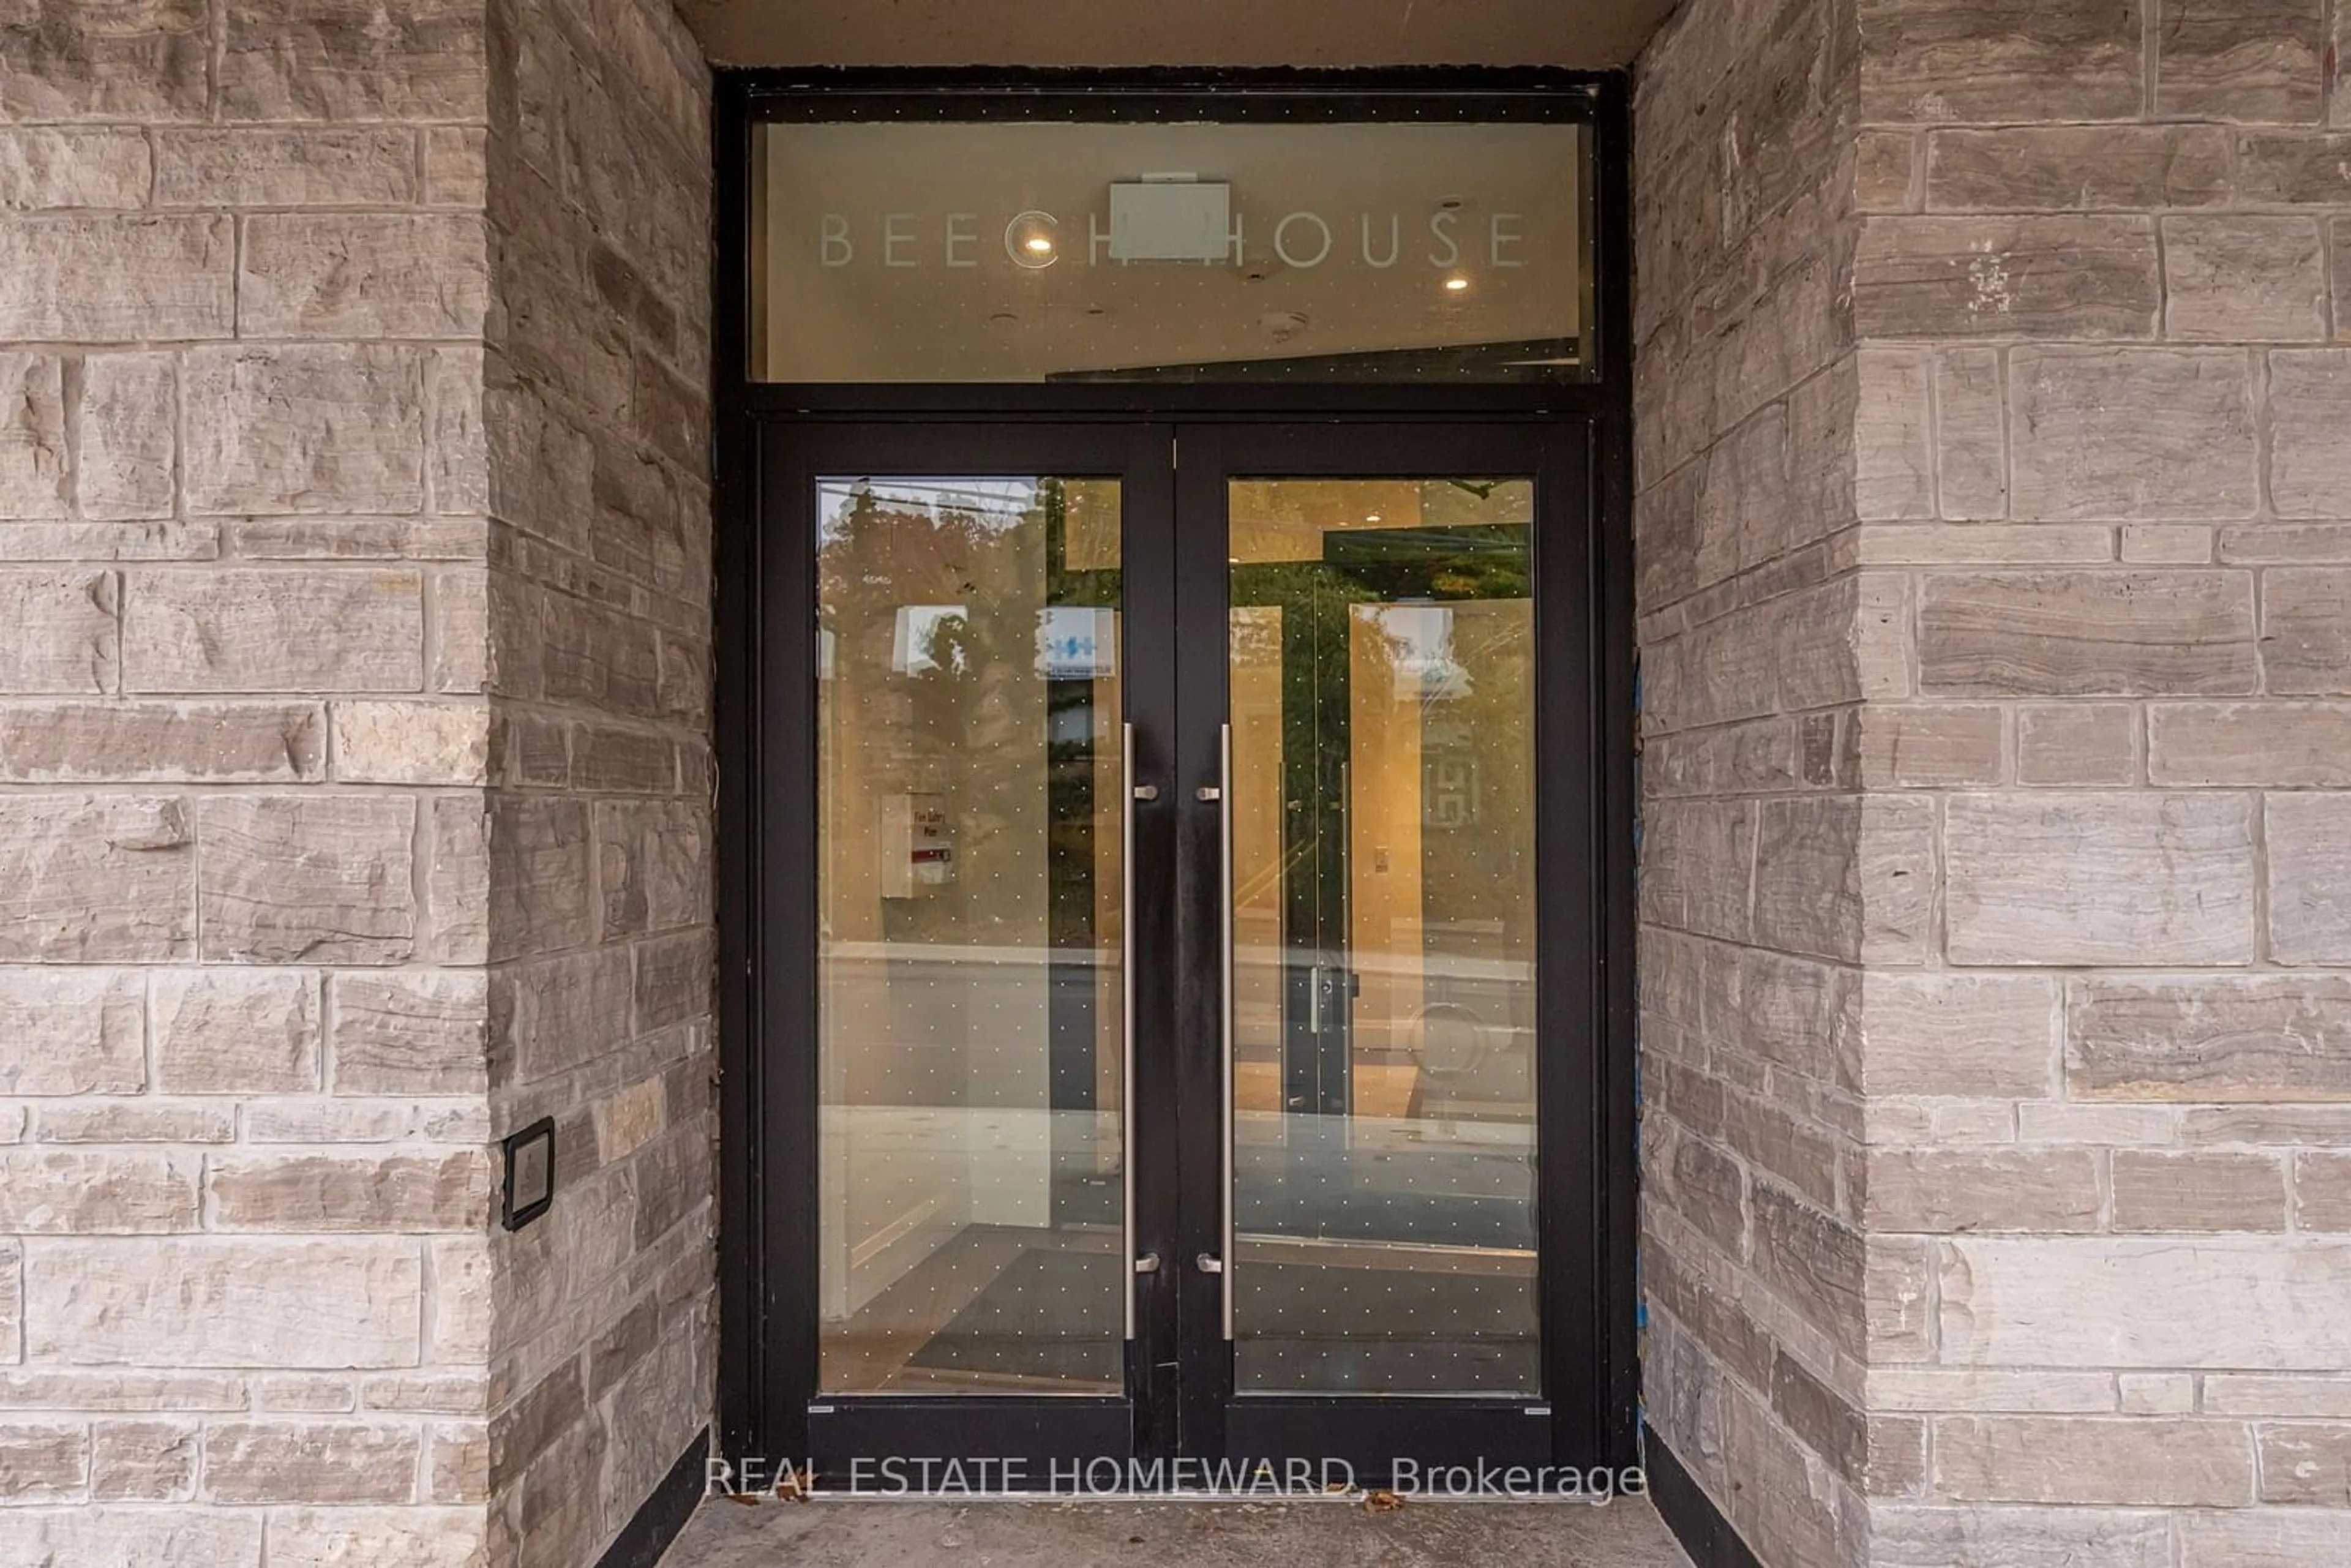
675;0;1680;71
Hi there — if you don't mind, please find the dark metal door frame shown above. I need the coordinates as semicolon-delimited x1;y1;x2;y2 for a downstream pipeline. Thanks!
711;65;1640;1485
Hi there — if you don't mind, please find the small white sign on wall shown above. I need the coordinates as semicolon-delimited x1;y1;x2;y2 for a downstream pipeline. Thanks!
1108;178;1232;262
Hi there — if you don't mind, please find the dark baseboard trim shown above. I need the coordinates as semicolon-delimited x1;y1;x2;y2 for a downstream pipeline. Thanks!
1644;1423;1764;1568
596;1428;708;1568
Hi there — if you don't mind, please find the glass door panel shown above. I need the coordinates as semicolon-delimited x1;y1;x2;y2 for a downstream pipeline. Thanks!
814;472;1127;1395
1224;476;1540;1397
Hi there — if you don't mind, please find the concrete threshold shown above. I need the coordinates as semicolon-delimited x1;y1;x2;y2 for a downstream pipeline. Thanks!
660;1495;1695;1566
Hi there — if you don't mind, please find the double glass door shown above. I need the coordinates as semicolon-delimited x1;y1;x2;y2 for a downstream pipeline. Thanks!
766;420;1599;1481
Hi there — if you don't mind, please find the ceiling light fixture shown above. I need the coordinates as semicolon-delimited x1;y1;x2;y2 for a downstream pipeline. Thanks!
1006;210;1060;269
1444;276;1471;293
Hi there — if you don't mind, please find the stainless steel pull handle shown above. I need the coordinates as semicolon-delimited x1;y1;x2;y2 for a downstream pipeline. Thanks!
1122;721;1138;1341
1217;721;1234;1340
1134;1252;1161;1275
1196;1253;1224;1275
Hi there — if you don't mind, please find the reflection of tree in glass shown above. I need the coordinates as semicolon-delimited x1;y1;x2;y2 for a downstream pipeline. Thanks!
818;480;1062;951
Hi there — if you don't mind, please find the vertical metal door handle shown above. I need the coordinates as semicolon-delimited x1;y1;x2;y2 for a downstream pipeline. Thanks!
1122;721;1138;1340
1218;721;1234;1340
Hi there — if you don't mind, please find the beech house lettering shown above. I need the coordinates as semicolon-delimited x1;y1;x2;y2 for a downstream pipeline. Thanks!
817;209;1535;271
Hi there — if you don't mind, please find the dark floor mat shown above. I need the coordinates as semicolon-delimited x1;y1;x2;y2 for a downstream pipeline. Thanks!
1232;1260;1538;1394
901;1247;1124;1386
904;1249;1535;1394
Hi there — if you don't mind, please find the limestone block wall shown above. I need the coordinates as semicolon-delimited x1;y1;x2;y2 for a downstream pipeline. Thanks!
1847;1;2351;1562
1632;1;1898;1562
0;4;504;1560
0;3;714;1564
476;1;716;1563
1641;0;2351;1563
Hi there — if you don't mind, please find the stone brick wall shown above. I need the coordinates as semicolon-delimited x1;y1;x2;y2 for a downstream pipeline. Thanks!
1847;2;2351;1562
0;3;713;1564
0;4;503;1559
1640;0;2351;1563
476;1;715;1562
1632;1;1888;1562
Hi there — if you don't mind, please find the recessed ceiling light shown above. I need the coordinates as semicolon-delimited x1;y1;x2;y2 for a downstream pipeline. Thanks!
1258;310;1309;342
1365;513;1383;523
1444;276;1471;293
1006;211;1059;269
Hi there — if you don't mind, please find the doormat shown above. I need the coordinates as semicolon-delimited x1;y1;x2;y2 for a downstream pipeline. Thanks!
903;1247;1123;1386
904;1249;1537;1394
1231;1259;1539;1394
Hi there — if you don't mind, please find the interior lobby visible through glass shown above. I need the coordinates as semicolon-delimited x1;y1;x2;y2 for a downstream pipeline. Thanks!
814;474;1126;1394
752;120;1594;383
1228;476;1540;1395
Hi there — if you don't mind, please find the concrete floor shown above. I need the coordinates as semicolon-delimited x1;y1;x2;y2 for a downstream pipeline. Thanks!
661;1496;1694;1567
